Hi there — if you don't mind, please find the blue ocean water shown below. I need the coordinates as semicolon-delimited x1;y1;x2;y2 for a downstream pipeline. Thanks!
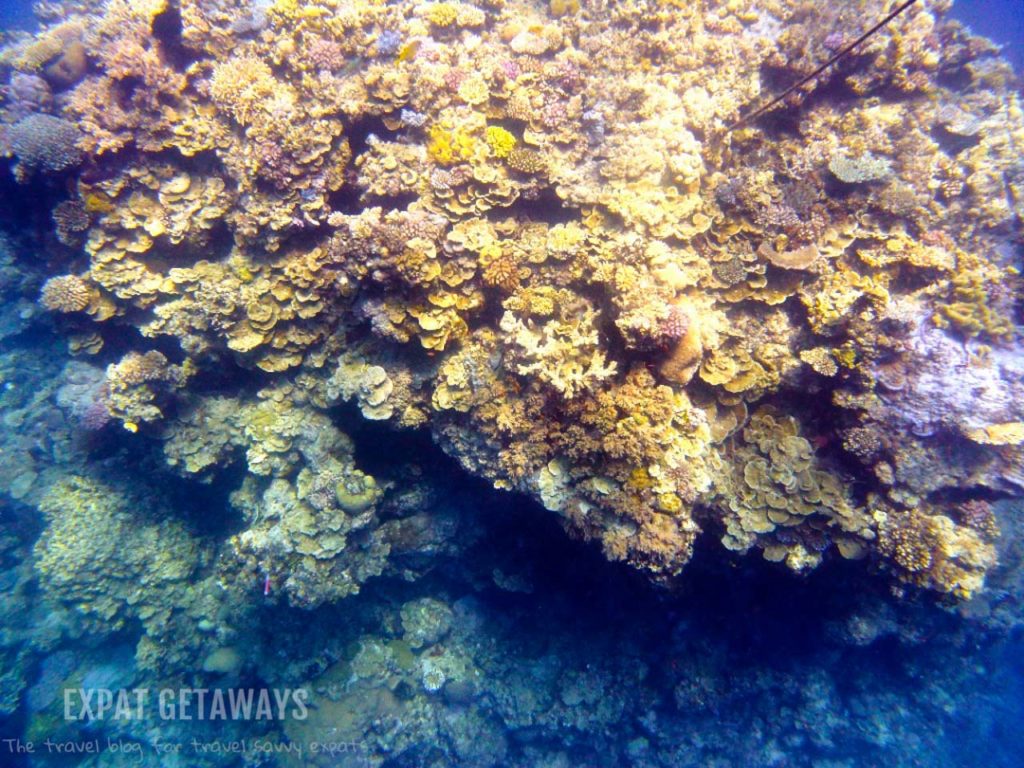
0;1;1022;767
0;1;35;32
951;0;1024;72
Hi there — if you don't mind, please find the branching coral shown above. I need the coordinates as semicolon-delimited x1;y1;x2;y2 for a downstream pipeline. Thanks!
499;292;616;400
105;351;190;429
875;501;997;598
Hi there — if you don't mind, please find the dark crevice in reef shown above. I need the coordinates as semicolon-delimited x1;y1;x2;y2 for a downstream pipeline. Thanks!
184;351;256;396
931;124;982;155
327;182;367;214
928;485;1014;507
88;320;186;365
132;225;233;273
935;65;974;92
91;427;248;537
329;184;418;216
330;397;463;486
329;115;409;215
172;464;250;537
470;286;508;331
347;114;398;155
750;56;883;137
0;168;74;246
153;146;225;178
494;187;578;226
151;2;198;72
112;76;145;111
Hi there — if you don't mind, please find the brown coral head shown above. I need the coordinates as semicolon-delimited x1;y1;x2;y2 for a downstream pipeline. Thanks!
111;351;172;386
507;148;548;176
956;499;999;541
43;41;88;91
52;199;91;245
659;302;703;385
40;274;92;313
482;252;522;292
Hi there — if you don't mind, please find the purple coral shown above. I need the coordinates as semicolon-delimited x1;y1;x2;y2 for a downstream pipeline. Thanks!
256;141;294;189
499;59;520;81
56;361;112;431
80;394;113;431
555;60;583;92
541;100;568;130
581;109;606;143
659;304;690;344
376;30;402;57
823;32;846;52
306;37;346;72
400;108;427;128
2;73;53;123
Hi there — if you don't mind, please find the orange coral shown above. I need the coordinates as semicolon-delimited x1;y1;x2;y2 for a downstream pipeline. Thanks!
40;275;93;313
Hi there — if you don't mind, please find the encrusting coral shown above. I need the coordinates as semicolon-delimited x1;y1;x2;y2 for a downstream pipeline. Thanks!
34;475;211;673
7;0;1024;599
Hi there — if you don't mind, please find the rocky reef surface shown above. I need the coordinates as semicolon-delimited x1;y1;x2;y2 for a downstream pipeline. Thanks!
0;0;1023;766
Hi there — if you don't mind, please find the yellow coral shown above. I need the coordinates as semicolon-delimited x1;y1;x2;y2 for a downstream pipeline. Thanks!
210;56;280;126
427;123;477;166
485;126;517;158
550;0;581;17
935;267;1014;340
425;3;459;27
458;75;490;106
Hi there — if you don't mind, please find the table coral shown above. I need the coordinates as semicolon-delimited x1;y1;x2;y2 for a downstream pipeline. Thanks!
709;407;873;571
4;113;83;180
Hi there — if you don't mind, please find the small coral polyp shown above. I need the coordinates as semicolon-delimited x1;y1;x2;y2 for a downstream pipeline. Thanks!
9;0;1023;600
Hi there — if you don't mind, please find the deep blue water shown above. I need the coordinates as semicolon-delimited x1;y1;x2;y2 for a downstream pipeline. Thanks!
951;0;1024;72
0;0;35;32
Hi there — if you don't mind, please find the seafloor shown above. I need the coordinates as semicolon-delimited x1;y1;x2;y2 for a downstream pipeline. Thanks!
1;1;1023;766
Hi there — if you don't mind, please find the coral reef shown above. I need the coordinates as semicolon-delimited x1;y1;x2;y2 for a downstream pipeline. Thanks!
3;0;1022;609
164;392;399;607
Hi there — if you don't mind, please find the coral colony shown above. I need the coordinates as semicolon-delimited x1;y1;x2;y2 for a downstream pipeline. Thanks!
0;0;1022;766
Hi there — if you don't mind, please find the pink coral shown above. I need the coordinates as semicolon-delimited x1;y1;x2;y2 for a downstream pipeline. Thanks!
80;387;113;431
658;304;690;345
306;38;346;72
